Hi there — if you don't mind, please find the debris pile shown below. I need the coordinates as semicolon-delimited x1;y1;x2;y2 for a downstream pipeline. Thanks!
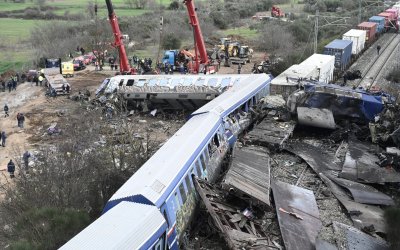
188;83;399;249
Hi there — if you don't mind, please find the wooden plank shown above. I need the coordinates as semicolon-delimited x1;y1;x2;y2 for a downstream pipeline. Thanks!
224;145;271;206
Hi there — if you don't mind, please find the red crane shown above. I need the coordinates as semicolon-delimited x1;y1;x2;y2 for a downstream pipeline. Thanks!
183;0;216;74
105;0;136;74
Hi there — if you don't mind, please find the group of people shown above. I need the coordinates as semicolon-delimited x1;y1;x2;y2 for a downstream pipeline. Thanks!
1;75;19;93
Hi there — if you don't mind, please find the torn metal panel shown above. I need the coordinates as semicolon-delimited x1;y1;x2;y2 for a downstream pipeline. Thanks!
272;180;322;250
319;173;386;234
347;139;400;183
223;145;271;206
193;177;275;250
247;118;296;148
333;222;389;250
326;174;394;206
297;107;336;129
286;141;342;173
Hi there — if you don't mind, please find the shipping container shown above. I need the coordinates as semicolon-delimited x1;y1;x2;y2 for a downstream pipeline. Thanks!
300;53;335;83
323;39;353;71
369;16;385;33
357;22;377;42
386;8;399;18
342;29;366;55
378;12;395;28
270;64;316;97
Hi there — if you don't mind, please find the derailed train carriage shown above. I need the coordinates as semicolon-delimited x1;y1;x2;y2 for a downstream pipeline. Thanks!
61;74;272;250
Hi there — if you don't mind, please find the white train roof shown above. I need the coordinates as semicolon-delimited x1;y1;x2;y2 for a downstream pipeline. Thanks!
106;112;221;208
192;73;272;117
60;202;166;250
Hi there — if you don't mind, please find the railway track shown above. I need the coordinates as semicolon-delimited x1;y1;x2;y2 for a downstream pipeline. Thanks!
355;33;399;90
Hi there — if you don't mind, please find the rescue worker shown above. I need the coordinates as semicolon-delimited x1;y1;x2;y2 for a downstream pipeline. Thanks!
7;81;12;92
38;75;44;87
4;104;9;117
238;63;242;74
377;45;381;55
23;151;31;170
1;131;6;147
7;159;15;178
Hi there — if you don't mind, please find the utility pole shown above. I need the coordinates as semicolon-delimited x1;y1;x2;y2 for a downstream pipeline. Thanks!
314;10;319;53
358;0;362;24
156;0;163;64
310;11;351;53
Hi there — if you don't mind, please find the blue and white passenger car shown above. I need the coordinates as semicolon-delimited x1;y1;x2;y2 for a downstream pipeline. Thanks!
61;74;272;250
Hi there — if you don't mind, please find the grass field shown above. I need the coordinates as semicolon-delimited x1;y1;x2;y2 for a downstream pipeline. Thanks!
220;27;259;40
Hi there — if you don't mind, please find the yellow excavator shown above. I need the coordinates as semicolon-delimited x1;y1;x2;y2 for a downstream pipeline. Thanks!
217;38;253;66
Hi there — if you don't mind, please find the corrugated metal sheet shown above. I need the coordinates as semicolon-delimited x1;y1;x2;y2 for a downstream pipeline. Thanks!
343;29;366;55
60;202;166;250
323;39;352;70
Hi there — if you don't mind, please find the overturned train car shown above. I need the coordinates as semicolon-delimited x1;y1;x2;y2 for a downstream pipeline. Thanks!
61;74;272;250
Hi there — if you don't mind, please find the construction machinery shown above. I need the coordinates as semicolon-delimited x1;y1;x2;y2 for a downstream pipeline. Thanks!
271;6;284;18
105;0;136;75
162;0;217;74
218;38;253;66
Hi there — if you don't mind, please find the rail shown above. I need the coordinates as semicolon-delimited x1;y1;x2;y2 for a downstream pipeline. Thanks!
355;33;399;90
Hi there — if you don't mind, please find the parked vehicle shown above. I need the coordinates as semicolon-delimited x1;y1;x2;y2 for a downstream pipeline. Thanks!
72;59;86;71
61;62;74;78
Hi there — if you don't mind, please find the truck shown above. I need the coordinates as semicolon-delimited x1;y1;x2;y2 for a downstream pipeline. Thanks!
162;49;195;71
271;6;284;17
42;58;71;95
218;38;253;66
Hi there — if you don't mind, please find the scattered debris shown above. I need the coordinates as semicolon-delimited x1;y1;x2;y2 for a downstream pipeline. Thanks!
332;222;389;250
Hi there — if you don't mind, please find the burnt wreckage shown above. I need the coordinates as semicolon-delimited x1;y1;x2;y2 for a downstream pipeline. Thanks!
192;82;398;250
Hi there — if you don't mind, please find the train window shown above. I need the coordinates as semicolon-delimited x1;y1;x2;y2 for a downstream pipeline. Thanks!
126;79;135;86
195;161;202;177
179;183;187;204
119;79;124;86
185;175;193;192
200;154;206;171
214;134;220;147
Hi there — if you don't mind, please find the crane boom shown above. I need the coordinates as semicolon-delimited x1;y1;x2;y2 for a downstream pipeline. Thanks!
105;0;135;74
183;0;209;73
